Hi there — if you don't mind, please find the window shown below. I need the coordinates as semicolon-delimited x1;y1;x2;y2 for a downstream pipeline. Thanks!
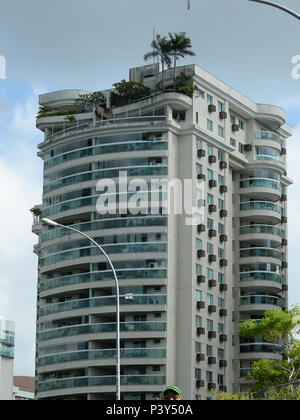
218;348;225;359
218;273;224;284
218;126;224;138
196;239;202;250
207;94;213;105
239;119;244;130
206;371;213;383
196;264;202;275
218;374;224;386
218;150;225;161
196;163;202;174
207;119;213;132
218;101;224;112
230;138;236;148
218;323;224;333
207;319;213;331
196;112;199;124
207;193;214;205
195;342;202;353
218;298;225;308
207;169;214;180
196;316;202;327
196;137;202;149
218;199;224;209
207;294;214;305
196;188;202;199
195;290;202;301
207;243;214;254
207;268;213;279
195;368;201;379
196;89;204;98
207;218;214;229
218;248;224;259
230;115;235;124
218;223;224;234
207;345;213;356
239;143;244;154
218;174;224;185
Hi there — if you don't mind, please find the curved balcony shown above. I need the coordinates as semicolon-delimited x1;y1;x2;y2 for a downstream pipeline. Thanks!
254;131;282;146
37;374;166;394
240;247;282;263
44;166;168;194
38;348;166;368
239;271;282;292
239;343;283;360
40;243;167;269
42;217;167;243
39;294;167;317
240;201;283;224
0;344;14;358
39;269;167;293
239;178;282;201
239;294;284;311
44;141;168;170
240;225;283;241
38;321;167;342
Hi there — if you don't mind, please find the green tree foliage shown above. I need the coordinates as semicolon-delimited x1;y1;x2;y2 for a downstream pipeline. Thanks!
112;80;151;106
168;32;195;88
75;91;107;111
175;71;196;98
144;34;172;91
239;307;300;391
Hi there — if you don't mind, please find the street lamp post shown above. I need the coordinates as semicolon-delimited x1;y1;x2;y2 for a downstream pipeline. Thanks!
41;218;121;401
248;0;300;21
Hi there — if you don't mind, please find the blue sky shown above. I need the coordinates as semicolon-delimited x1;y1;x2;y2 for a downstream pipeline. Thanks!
0;0;300;376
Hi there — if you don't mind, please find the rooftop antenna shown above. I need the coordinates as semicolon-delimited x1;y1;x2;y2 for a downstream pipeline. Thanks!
187;0;191;10
153;27;156;65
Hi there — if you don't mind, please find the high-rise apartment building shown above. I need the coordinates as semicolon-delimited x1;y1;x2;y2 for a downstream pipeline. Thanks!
33;63;291;400
0;319;15;400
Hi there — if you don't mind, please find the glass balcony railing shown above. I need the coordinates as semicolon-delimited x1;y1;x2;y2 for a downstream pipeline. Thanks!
240;343;283;353
42;217;167;242
40;243;167;267
240;295;284;307
240;202;283;214
44;141;168;170
240;248;282;261
240;225;283;238
256;155;280;163
38;348;166;367
38;321;167;342
239;368;252;378
39;294;167;316
239;271;282;284
39;269;167;292
95;116;167;127
37;374;166;393
43;166;168;194
47;123;90;142
239;179;282;192
0;344;14;358
255;131;282;145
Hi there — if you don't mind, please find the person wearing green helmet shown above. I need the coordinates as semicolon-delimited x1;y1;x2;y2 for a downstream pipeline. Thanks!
161;385;182;400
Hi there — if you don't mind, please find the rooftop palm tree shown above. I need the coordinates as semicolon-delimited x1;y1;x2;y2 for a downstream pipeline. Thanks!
144;34;172;92
168;32;196;91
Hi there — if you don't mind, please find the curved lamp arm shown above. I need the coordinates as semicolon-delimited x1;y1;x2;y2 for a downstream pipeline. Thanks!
248;0;300;21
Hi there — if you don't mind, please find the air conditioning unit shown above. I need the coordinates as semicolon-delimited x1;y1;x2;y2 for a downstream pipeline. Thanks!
281;216;287;224
196;379;205;388
208;357;217;365
208;279;217;288
219;111;227;120
209;229;217;238
232;123;239;132
208;306;217;314
219;309;228;317
197;224;206;233
282;261;288;269
220;259;228;267
197;173;206;181
219;161;228;170
220;209;228;218
220;185;228;194
219;283;228;292
197;275;206;284
208;254;217;263
208;331;217;339
197;149;206;158
282;284;288;291
196;353;205;362
208;104;216;113
220;234;228;243
282;239;288;246
208;155;217;164
197;250;206;258
219;334;228;343
281;148;286;155
219;360;228;368
197;327;206;336
244;144;252;152
209;204;217;213
197;301;206;310
207;383;216;391
209;179;217;188
281;194;287;202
